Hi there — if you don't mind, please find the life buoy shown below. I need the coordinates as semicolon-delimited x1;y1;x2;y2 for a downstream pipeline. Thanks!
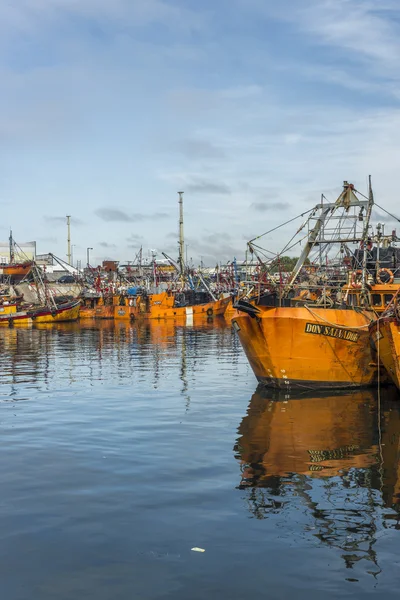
206;307;214;316
351;270;362;289
376;268;394;284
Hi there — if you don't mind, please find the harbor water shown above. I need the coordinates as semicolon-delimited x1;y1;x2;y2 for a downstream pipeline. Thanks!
1;319;400;599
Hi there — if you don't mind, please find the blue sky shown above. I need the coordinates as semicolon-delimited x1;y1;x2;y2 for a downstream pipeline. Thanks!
1;0;400;266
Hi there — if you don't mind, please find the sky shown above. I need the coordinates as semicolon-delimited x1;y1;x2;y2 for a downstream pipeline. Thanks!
1;0;400;267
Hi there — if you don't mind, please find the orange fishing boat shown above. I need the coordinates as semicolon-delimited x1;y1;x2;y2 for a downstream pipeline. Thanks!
233;178;392;390
1;231;33;281
115;290;230;320
2;261;32;278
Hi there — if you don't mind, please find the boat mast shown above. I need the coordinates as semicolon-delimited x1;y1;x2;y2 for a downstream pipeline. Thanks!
9;229;14;264
360;175;374;302
178;191;185;278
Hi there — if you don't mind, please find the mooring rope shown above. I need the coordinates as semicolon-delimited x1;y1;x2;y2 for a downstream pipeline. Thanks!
376;317;384;493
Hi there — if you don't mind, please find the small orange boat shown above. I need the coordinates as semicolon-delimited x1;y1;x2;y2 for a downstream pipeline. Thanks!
115;291;230;320
2;261;32;280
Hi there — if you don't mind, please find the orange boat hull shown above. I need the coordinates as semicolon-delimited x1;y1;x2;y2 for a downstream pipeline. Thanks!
2;263;32;277
94;305;114;319
370;318;400;389
233;306;377;389
80;299;114;319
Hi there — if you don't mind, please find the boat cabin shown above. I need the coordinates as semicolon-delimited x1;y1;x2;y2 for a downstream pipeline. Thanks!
346;284;399;313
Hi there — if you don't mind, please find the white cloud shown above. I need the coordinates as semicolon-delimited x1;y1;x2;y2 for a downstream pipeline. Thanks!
1;0;400;264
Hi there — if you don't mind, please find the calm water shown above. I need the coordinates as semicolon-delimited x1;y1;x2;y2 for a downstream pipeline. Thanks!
1;319;400;599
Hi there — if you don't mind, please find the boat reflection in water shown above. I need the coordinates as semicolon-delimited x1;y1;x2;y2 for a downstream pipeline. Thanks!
0;317;237;395
235;387;400;573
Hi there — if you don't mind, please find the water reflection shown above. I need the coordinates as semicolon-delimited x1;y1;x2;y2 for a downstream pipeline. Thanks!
235;387;400;576
0;318;240;400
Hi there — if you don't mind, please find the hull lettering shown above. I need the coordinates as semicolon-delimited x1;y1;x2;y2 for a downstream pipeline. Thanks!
304;322;360;343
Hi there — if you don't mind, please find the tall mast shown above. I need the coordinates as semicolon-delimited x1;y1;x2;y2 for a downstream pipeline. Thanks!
66;215;71;265
178;191;185;276
361;175;374;301
9;229;14;264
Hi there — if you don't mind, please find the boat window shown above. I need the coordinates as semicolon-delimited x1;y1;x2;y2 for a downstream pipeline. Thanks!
384;294;394;305
371;294;382;307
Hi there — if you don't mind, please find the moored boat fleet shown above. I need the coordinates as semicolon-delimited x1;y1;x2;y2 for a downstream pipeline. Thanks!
4;177;400;395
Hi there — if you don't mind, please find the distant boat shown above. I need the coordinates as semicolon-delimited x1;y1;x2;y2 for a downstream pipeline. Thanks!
114;290;230;321
0;249;80;325
2;261;32;279
1;231;33;281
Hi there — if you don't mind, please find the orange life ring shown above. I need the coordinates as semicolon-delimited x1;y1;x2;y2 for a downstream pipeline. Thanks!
376;268;394;284
351;270;362;289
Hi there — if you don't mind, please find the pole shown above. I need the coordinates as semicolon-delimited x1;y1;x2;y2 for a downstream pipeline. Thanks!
361;176;374;303
66;215;71;265
178;192;184;276
87;247;93;269
9;229;14;263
